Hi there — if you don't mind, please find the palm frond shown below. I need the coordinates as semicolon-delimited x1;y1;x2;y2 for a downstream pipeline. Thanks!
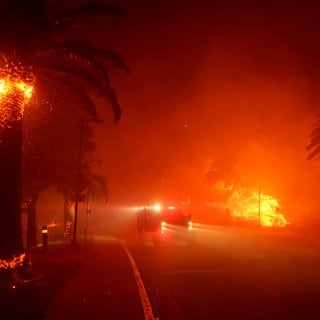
37;65;107;94
37;74;100;120
55;43;130;74
307;144;320;161
33;47;111;85
308;127;320;139
307;113;320;160
53;4;127;31
306;134;320;151
33;47;121;121
38;68;120;122
106;88;121;123
85;173;109;202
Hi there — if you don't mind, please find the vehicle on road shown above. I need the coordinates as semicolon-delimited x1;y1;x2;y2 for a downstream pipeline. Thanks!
137;204;194;246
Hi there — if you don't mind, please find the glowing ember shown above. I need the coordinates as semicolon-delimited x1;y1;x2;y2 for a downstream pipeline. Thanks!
0;253;26;270
226;188;289;227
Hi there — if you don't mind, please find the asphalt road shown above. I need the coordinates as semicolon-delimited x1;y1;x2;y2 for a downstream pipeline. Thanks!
126;225;320;320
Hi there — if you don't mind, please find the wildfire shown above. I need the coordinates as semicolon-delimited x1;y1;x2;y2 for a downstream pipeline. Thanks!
226;188;289;227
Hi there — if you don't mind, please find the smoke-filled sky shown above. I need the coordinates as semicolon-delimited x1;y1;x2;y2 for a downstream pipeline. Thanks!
93;0;320;224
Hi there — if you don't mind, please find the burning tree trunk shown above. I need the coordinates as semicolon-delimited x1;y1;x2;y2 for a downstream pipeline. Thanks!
0;59;33;265
25;191;39;248
0;119;24;259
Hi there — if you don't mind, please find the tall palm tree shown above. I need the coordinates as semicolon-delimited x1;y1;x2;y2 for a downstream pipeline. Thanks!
0;0;128;267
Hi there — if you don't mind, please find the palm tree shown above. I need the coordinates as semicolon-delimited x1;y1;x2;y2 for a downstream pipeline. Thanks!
204;157;237;190
0;0;128;267
24;105;108;247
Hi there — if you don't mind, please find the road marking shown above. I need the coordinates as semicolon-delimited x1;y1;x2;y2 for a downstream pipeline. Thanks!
120;240;156;320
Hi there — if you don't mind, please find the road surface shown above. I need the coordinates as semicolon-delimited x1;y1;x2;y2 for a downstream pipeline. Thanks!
126;225;320;320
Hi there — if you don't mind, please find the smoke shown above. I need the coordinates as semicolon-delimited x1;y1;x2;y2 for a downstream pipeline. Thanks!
95;0;320;226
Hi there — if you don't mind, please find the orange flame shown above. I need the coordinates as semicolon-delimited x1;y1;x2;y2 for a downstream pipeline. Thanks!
0;78;33;101
0;73;33;126
15;81;33;100
227;188;289;227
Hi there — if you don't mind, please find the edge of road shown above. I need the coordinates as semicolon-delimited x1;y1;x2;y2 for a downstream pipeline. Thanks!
45;235;153;320
120;239;157;320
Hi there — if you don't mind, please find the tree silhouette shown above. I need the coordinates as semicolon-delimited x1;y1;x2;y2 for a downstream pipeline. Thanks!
203;157;237;223
204;157;237;190
24;101;108;247
0;0;128;265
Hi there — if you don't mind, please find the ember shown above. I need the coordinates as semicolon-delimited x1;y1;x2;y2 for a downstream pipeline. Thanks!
0;253;26;270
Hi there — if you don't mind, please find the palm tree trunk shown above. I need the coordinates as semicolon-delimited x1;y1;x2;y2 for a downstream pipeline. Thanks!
63;196;72;238
0;119;24;259
26;192;39;248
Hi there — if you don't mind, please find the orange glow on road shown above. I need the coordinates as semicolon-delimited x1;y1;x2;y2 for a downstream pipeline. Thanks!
227;188;289;227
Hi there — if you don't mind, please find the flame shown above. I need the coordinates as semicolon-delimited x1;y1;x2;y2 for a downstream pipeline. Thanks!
15;81;33;100
0;77;33;126
0;60;34;126
0;78;33;101
0;79;6;93
226;188;289;227
0;253;26;270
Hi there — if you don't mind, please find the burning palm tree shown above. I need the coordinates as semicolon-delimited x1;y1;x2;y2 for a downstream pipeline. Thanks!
0;0;128;268
0;58;33;263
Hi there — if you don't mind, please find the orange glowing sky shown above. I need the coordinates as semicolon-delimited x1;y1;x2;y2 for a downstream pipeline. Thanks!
91;0;320;226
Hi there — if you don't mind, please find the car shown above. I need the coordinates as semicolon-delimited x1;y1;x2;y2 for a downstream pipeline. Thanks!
137;204;194;246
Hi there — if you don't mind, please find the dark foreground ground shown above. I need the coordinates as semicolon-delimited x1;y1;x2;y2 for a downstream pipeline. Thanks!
0;243;86;319
0;235;145;320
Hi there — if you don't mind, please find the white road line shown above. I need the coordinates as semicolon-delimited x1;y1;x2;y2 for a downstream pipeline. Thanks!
120;240;156;320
